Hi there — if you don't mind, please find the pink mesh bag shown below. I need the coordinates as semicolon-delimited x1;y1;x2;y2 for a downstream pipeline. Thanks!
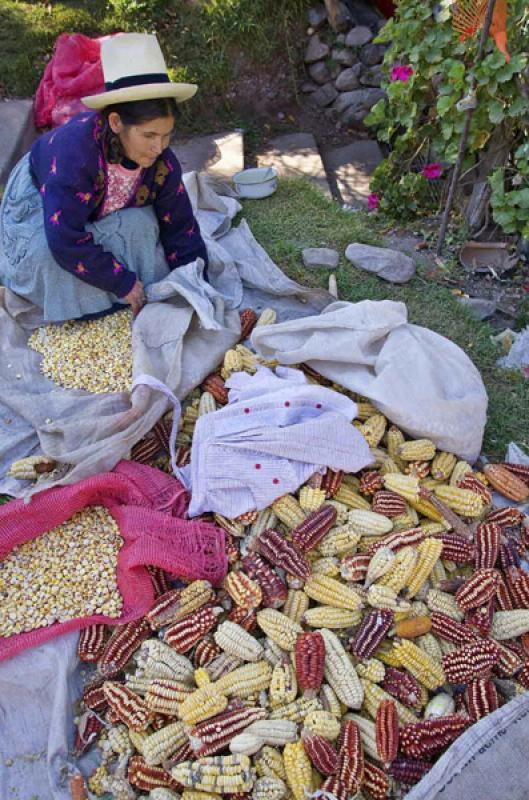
0;461;226;662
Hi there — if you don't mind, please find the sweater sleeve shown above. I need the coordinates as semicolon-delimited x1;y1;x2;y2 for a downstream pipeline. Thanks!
153;150;209;270
41;167;136;298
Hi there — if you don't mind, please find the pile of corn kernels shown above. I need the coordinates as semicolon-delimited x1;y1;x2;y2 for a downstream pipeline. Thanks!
72;311;529;799
28;309;133;394
0;506;123;637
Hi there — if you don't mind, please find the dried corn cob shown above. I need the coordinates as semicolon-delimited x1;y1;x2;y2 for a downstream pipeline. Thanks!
271;495;306;529
317;525;361;558
442;640;500;683
333;485;371;510
393;640;445;690
455;568;500;611
256;609;302;651
405;537;443;598
255;747;287;782
432;485;484;518
252;530;311;581
241;554;288;610
311;556;340;577
400;716;469;760
223;571;263;610
491;610;529;640
377;546;418;594
465;678;499;721
483;464;529;502
103;682;153;731
350;609;394;660
178;685;228;725
361;680;417;726
144;679;193;715
143;722;188;766
298;486;326;513
356;659;386;684
215;661;272;699
78;624;108;663
321;628;363;709
304;575;363;611
303;709;340;740
371;490;407;518
283;741;313;800
364;547;395;587
303;606;362;629
380;666;422;709
301;732;337;776
295;632;325;695
291;505;337;552
214;621;264;662
189;706;267;757
252;776;288;800
164;607;221;654
171;754;254;794
359;414;387;447
340;553;371;583
269;697;322;723
359;471;385;496
426;589;465;621
347;509;393;538
375;700;399;766
336;719;364;794
282;590;309;626
367;585;410;612
397;439;435;462
147;582;214;630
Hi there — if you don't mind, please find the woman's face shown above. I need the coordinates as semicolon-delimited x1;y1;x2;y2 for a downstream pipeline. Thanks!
108;112;175;167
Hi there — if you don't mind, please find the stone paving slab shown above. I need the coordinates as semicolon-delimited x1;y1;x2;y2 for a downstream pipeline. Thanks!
172;130;244;181
256;133;332;199
0;99;37;188
321;139;383;206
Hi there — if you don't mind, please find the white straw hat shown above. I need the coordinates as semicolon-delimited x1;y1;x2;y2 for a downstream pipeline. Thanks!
82;33;197;109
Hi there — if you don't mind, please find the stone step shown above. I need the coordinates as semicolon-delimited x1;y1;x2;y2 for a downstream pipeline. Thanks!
172;130;244;181
256;132;332;199
0;99;37;189
321;139;383;207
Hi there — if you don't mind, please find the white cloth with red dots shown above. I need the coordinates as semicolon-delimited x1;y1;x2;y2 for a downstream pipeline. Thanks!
180;365;373;518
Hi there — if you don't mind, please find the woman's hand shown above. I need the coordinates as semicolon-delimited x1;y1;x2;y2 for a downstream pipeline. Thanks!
124;279;146;317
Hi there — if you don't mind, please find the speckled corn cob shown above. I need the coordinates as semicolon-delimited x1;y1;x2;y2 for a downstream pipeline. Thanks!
214;661;272;699
164;606;221;654
252;529;311;581
97;618;151;678
171;754;255;794
295;632;325;696
375;699;399;766
336;719;365;794
465;678;499;721
442;639;500;683
223;571;263;610
144;679;193;715
350;609;394;660
405;538;443;598
252;776;288;800
400;715;469;759
301;732;338;776
455;568;500;611
269;697;322;723
147;581;214;631
380;666;423;709
283;741;313;800
303;605;361;629
178;685;228;725
371;491;407;518
189;706;267;757
291;505;337;552
340;552;371;583
241;554;288;610
78;624;108;663
103;682;153;731
343;714;380;763
393;640;445;690
304;575;363;611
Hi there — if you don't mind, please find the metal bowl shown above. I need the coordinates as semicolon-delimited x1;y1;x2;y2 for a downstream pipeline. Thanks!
232;167;278;199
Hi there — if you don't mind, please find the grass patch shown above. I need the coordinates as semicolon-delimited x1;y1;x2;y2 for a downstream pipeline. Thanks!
240;178;529;459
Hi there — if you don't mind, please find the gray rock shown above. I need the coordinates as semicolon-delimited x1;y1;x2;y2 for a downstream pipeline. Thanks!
336;33;346;44
308;4;328;30
338;88;385;125
305;34;330;64
346;0;384;27
332;46;357;66
301;80;319;94
302;247;340;269
360;43;386;66
360;65;383;87
345;243;416;283
330;63;342;79
326;0;353;32
308;60;332;85
457;297;497;320
335;64;363;92
312;82;339;107
345;26;373;48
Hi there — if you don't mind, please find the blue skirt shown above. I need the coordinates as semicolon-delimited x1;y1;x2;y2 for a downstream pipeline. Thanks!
0;154;171;322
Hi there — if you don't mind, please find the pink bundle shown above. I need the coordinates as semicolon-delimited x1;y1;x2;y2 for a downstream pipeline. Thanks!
0;461;226;662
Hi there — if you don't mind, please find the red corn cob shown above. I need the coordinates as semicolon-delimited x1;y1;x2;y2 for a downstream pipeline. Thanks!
350;609;394;660
291;505;338;552
306;473;323;490
465;678;499;721
98;618;152;677
82;678;109;713
175;445;191;467
189;705;266;756
228;605;258;631
319;777;348;800
363;759;391;800
389;757;432;785
521;632;529;658
241;553;288;609
381;667;422;708
457;473;493;505
399;715;469;759
103;682;153;731
336;720;364;794
131;434;160;463
442;639;500;683
486;507;524;528
500;463;529;485
164;606;220;653
430;612;480;645
295;632;326;694
465;599;494;636
193;636;221;668
235;510;259;525
321;469;343;498
252;529;311;580
153;418;172;454
500;539;521;571
359;471;384;496
78;624;108;662
516;663;529;689
340;553;371;583
475;522;501;569
371;490;408;518
147;584;215;630
433;533;476;564
201;373;229;405
301;732;338;776
376;699;399;765
164;740;196;769
239;308;258;340
405;460;430;479
495;573;514;611
74;710;105;755
128;756;180;791
223;570;263;609
368;527;424;555
455;568;500;610
492;641;524;678
505;567;529;609
147;566;172;598
224;533;241;566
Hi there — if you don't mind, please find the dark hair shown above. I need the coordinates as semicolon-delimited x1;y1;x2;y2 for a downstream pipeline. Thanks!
102;97;179;163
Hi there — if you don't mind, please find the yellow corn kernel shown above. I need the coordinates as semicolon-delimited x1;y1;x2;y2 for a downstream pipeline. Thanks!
304;575;363;611
272;495;306;529
405;538;443;598
393;640;445;690
283;741;313;800
298;486;326;513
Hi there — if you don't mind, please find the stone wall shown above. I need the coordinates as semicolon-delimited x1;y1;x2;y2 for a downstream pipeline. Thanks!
302;1;389;130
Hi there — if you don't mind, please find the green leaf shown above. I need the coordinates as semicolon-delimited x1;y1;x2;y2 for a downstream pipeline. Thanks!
437;95;454;116
489;101;505;124
513;189;529;209
447;61;465;81
508;96;529;117
492;209;517;231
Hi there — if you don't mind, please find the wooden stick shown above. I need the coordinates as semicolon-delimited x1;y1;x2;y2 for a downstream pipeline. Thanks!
436;0;498;256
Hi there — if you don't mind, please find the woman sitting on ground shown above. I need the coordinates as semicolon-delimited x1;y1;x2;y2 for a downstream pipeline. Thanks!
0;33;208;322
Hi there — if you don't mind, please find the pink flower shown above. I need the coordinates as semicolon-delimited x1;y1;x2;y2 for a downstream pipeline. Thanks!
391;65;414;82
422;162;442;180
367;192;380;211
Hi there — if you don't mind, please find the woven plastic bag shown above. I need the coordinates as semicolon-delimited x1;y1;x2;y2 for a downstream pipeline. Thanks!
0;460;226;663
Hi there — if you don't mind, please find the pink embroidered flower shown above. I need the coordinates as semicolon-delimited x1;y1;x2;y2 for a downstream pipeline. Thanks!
112;260;124;274
49;211;62;226
76;191;92;204
391;65;414;82
165;159;174;173
40;184;46;195
168;252;178;262
162;213;171;224
76;233;92;245
75;261;87;274
50;157;57;175
176;183;185;195
422;162;442;180
367;192;380;211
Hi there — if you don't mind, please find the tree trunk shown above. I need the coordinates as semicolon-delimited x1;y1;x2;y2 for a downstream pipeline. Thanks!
324;0;352;32
464;126;511;232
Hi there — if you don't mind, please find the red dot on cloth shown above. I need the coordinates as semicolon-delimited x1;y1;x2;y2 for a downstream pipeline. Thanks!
273;478;280;485
316;403;322;409
284;401;290;407
244;407;250;413
255;464;261;470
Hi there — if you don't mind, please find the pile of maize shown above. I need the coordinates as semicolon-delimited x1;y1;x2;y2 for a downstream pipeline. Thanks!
77;330;529;799
28;309;133;394
0;506;123;637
